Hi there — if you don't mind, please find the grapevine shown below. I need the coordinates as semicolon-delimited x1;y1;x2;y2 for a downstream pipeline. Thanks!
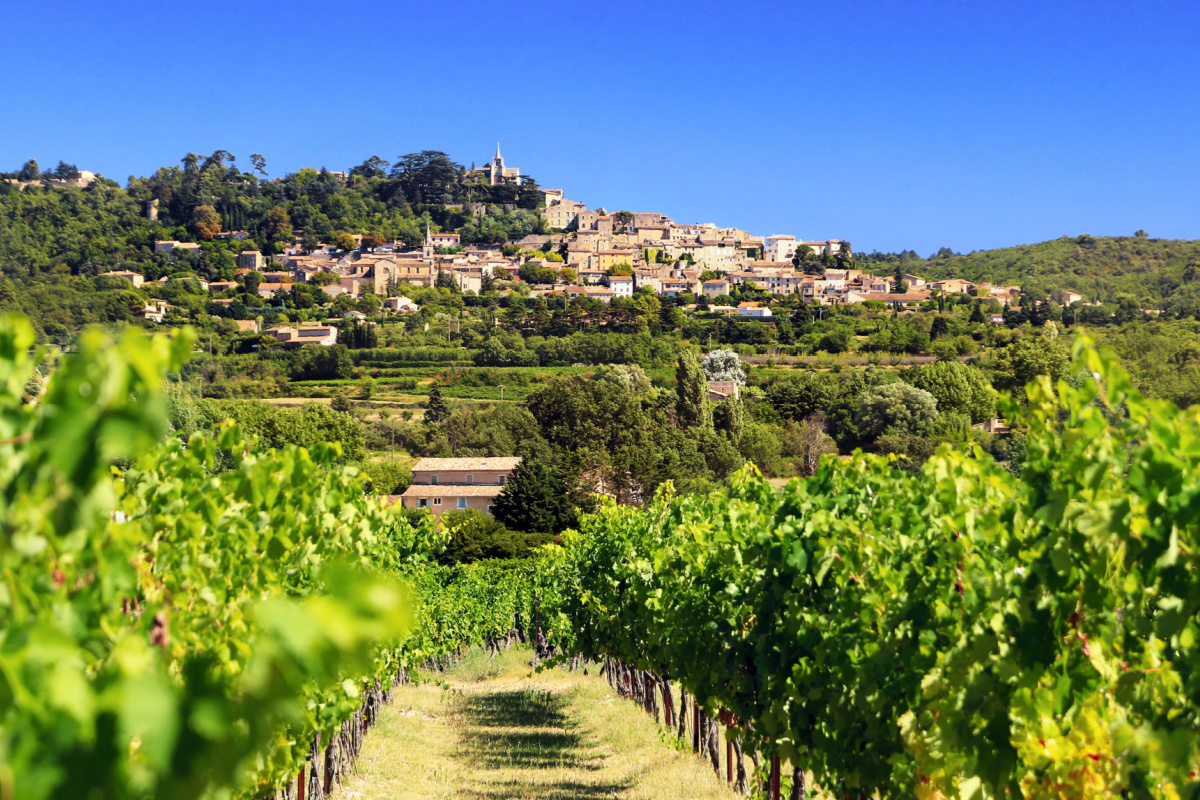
0;315;538;800
537;339;1200;799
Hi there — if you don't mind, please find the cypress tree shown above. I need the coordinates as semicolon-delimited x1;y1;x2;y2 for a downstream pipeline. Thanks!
712;397;745;444
424;383;450;424
675;349;712;429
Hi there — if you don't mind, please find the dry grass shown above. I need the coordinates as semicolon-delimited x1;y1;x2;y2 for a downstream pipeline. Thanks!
260;396;332;406
340;647;743;800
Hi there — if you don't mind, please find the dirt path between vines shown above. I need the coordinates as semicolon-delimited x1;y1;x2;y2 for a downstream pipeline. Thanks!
339;647;741;800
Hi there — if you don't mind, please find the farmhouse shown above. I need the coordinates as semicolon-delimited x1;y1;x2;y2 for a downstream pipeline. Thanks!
399;457;521;517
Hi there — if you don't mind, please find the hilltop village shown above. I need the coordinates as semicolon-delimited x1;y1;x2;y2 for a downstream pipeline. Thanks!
86;145;1039;344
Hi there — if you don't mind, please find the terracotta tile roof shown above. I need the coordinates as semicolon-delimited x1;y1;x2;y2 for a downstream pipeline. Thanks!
856;291;931;302
400;484;506;498
411;457;522;472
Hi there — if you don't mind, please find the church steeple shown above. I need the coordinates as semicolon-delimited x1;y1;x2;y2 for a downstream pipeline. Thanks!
487;143;515;187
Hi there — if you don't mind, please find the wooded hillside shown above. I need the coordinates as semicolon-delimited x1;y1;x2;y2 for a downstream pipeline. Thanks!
863;234;1200;309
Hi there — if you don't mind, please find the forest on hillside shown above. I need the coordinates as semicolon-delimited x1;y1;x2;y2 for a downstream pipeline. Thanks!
859;233;1200;310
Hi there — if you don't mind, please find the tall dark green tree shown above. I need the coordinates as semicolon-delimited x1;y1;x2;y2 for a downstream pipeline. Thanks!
350;155;389;180
491;458;577;534
675;349;711;429
18;159;40;181
836;240;854;266
342;320;378;348
241;272;261;296
1028;300;1051;327
424;383;450;424
712;397;745;444
931;315;950;339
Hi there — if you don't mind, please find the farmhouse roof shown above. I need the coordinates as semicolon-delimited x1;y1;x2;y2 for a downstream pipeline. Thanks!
400;485;507;498
410;457;523;472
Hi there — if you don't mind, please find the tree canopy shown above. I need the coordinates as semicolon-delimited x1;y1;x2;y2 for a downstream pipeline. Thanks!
491;458;578;534
856;382;940;439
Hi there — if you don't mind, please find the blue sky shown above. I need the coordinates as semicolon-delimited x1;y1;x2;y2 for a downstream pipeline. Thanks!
1;0;1197;254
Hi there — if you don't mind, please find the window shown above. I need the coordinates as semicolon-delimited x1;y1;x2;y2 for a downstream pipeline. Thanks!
417;499;428;508
457;498;467;509
498;475;506;486
465;474;473;485
486;505;494;514
433;498;442;506
430;475;438;485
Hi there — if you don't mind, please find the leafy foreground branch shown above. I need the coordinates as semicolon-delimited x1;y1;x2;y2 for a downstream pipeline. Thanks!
0;314;537;800
536;340;1200;800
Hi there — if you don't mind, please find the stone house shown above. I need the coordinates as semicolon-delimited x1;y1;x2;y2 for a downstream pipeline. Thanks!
542;198;587;230
263;324;338;347
239;251;264;270
702;279;731;298
102;270;144;287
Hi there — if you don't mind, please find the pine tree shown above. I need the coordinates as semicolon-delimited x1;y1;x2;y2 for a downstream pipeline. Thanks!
969;301;985;324
675;350;712;429
18;159;40;181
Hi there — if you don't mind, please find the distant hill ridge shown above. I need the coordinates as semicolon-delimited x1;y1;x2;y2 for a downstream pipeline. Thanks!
863;234;1200;307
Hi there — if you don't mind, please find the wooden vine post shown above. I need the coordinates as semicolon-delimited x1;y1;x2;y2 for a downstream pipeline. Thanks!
770;754;781;800
724;710;733;784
